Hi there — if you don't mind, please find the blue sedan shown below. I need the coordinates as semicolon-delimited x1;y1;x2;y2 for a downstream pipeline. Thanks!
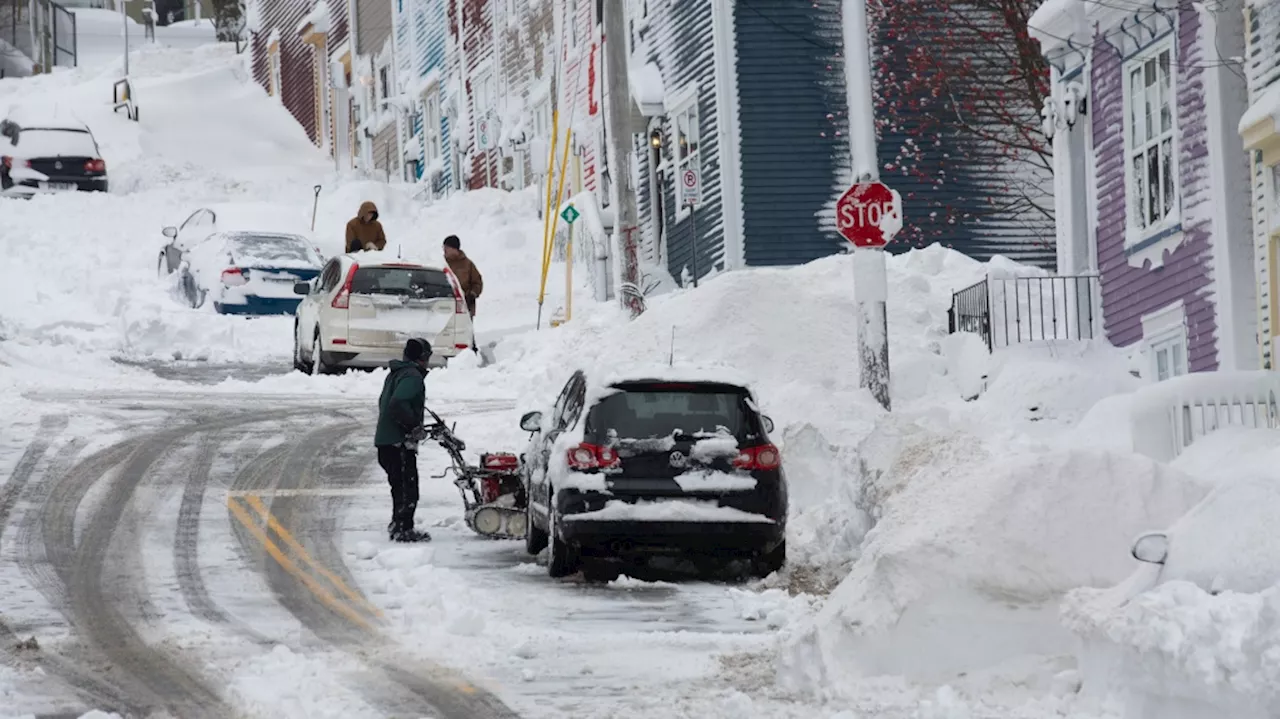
173;231;324;315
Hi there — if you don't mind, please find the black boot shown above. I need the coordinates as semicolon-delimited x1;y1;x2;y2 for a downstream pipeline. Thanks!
392;528;431;543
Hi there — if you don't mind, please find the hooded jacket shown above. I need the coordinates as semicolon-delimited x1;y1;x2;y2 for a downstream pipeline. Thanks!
346;201;388;253
374;359;426;447
445;251;483;315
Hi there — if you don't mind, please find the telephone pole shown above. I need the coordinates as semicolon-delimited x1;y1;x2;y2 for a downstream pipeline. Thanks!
602;0;639;315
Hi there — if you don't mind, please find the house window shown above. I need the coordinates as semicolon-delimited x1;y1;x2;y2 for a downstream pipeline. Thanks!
1270;163;1280;232
268;44;282;100
1123;40;1178;240
379;66;390;101
423;87;442;166
1141;301;1189;382
671;96;700;221
472;70;494;119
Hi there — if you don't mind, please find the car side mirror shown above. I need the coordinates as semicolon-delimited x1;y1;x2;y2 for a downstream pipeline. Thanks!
520;411;542;432
1131;532;1169;565
162;226;178;239
762;415;775;433
293;282;311;295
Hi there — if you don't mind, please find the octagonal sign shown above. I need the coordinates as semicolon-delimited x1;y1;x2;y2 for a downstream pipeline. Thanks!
836;181;902;249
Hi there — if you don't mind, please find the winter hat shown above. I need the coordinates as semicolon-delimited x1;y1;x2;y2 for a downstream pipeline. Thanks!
442;235;461;249
404;338;432;362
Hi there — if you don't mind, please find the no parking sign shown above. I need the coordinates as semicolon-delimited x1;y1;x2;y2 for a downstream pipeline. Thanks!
679;167;700;207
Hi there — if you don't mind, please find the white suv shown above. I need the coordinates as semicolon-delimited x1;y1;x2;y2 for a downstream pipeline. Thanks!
292;253;475;373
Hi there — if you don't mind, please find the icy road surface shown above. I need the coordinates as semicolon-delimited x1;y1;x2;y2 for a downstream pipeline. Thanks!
0;388;804;719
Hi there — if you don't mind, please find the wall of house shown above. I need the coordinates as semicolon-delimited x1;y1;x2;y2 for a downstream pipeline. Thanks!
1244;0;1280;368
733;0;845;266
494;0;553;188
632;0;726;285
556;0;599;198
393;0;449;187
449;0;497;190
1092;9;1218;371
251;0;319;144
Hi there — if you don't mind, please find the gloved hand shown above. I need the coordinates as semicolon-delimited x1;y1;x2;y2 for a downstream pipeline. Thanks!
408;425;430;442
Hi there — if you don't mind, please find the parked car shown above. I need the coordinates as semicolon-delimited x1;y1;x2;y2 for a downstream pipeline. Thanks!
166;230;324;315
292;253;475;373
519;368;788;579
0;114;109;196
157;208;220;276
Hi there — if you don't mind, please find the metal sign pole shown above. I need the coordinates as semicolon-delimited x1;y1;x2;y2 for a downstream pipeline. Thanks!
690;202;699;288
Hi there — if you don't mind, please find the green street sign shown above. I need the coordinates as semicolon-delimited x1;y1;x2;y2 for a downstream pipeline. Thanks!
560;204;580;224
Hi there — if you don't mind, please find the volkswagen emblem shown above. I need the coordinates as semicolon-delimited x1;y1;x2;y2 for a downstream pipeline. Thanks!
668;451;687;468
54;161;62;170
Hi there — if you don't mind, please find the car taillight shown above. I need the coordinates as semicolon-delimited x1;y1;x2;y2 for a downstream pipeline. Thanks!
84;159;106;173
734;444;782;471
444;267;466;314
566;443;619;471
2;156;30;169
332;263;358;309
221;268;247;286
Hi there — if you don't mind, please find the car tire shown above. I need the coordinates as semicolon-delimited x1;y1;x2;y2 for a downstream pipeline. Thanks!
293;323;311;373
753;540;786;578
546;490;580;579
525;491;548;556
310;332;330;376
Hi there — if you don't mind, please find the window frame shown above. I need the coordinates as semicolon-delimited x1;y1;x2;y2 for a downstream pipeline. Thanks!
268;44;283;101
1269;162;1280;234
422;85;442;167
669;92;701;223
1140;300;1189;382
1121;35;1180;250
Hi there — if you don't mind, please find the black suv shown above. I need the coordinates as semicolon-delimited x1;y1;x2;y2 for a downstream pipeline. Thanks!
0;117;109;196
519;369;788;579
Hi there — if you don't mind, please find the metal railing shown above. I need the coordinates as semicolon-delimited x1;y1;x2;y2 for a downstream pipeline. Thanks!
948;274;1100;350
49;0;74;68
1130;372;1280;462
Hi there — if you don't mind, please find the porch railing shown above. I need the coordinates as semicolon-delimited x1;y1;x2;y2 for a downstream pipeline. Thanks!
1130;372;1280;462
948;274;1100;350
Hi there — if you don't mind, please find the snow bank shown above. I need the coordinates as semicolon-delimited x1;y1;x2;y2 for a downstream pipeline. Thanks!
778;437;1206;692
1058;431;1280;718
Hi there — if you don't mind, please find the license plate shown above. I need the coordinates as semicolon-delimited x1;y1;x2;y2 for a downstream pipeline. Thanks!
39;182;75;191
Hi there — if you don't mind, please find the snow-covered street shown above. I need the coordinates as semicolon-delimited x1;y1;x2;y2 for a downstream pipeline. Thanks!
4;13;1280;719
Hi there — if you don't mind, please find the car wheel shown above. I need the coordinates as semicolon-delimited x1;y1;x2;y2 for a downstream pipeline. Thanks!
293;322;311;373
310;332;329;376
546;489;580;579
753;540;786;578
525;487;548;556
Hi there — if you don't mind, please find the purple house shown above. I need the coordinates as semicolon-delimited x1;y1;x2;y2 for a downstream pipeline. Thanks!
1030;0;1257;380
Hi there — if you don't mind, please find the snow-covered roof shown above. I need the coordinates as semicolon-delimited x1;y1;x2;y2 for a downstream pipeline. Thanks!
629;61;665;116
1240;82;1280;135
1028;0;1087;56
296;0;329;35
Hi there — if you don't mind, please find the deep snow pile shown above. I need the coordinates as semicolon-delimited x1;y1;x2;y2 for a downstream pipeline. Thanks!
1059;429;1280;719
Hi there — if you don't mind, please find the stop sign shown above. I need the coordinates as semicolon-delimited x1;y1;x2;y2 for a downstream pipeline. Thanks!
836;181;901;248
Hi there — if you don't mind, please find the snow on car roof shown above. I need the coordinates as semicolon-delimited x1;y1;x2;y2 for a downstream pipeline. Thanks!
3;105;90;131
5;127;99;159
345;250;443;271
222;231;323;269
597;364;755;393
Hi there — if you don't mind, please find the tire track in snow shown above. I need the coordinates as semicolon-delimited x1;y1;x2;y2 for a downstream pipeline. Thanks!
232;416;521;719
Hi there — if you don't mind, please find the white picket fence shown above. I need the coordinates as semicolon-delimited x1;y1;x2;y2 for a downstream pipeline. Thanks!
1130;371;1280;463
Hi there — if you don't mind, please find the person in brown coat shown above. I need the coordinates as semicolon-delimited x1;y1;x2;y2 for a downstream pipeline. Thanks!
442;235;483;317
345;201;388;253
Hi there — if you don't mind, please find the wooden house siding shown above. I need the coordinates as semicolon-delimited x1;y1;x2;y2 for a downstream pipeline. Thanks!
449;0;497;190
1091;9;1218;371
556;0;600;198
251;0;319;143
495;0;554;188
1244;0;1280;368
733;0;846;266
633;0;726;284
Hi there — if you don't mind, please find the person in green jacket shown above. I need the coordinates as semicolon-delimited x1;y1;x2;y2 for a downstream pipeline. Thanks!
376;337;433;542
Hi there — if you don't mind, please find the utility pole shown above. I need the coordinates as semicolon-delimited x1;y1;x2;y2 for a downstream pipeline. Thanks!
602;0;638;315
843;0;891;410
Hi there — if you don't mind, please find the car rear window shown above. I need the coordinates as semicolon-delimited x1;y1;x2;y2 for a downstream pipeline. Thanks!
350;267;454;299
585;384;753;441
10;128;98;158
229;234;321;268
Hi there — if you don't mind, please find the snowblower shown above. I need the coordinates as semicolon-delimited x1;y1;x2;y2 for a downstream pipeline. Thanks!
423;407;527;540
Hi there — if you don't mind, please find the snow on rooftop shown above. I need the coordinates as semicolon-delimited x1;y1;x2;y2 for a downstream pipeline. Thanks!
296;0;329;35
1240;81;1280;134
1028;0;1086;54
629;61;665;116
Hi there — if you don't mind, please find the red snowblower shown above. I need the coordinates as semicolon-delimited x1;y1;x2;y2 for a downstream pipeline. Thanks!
423;407;527;540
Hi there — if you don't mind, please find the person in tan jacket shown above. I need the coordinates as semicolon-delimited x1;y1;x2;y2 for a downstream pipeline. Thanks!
442;235;483;317
345;201;387;253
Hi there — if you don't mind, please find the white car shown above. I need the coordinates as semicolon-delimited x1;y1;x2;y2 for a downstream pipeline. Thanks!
292;252;475;373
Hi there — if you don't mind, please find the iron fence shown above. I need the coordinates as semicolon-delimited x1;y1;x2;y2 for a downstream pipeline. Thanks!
50;0;73;68
949;274;1100;350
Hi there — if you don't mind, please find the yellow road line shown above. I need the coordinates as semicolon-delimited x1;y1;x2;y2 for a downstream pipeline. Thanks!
242;494;385;619
225;496;376;631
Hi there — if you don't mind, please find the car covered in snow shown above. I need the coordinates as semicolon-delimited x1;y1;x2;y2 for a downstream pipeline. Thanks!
292;252;476;373
0;113;109;196
166;230;325;315
519;368;788;579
